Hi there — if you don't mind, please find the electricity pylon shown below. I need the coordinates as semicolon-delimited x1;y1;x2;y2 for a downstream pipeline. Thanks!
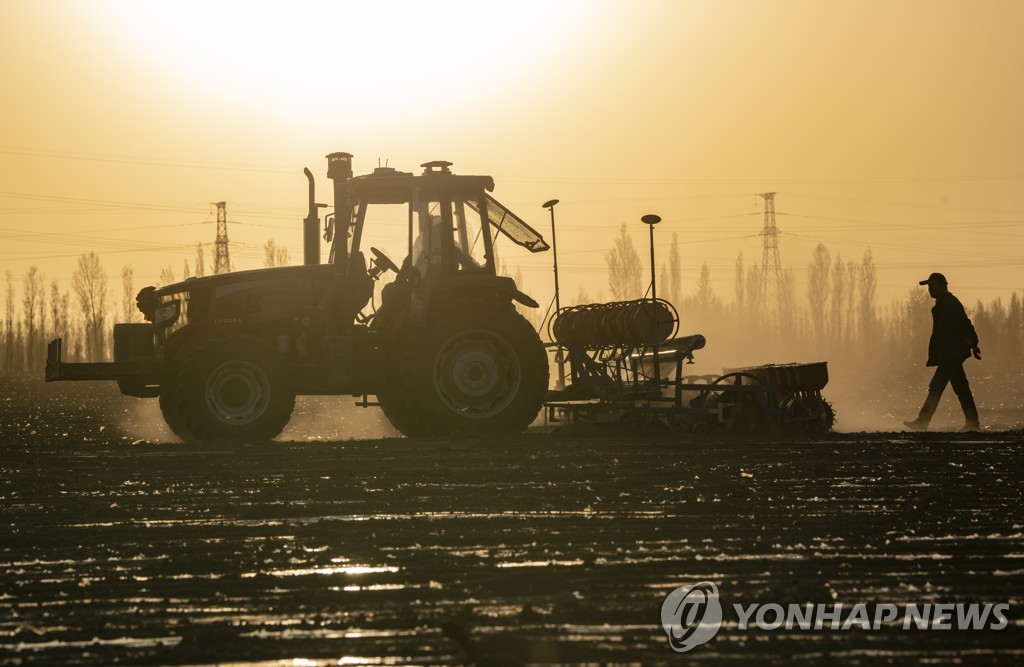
214;201;231;275
758;192;783;326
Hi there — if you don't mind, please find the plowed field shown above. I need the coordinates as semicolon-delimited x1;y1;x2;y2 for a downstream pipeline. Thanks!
1;377;1022;665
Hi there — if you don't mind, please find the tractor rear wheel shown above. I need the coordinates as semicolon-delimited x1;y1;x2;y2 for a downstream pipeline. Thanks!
381;302;548;436
164;335;295;442
378;380;442;437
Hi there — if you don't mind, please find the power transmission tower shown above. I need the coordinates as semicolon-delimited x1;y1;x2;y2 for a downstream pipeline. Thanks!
213;201;231;275
758;192;783;325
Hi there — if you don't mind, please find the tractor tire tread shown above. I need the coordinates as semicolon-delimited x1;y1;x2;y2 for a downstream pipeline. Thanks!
165;334;294;443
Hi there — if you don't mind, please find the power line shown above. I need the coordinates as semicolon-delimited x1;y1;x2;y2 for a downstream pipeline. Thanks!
782;231;1023;263
780;191;1024;217
0;145;294;174
778;211;1024;229
0;244;198;263
0;190;208;215
0;220;210;238
499;174;1024;186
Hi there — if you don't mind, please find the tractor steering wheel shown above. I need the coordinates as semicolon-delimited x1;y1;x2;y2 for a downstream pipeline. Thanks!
370;247;400;274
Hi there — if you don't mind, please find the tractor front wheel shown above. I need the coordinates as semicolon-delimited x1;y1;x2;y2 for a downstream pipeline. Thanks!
164;335;295;442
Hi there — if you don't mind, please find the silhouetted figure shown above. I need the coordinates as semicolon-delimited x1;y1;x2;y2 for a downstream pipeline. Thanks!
904;273;981;431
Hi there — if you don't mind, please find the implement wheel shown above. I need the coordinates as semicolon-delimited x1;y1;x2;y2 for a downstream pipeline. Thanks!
700;371;771;432
165;335;295;442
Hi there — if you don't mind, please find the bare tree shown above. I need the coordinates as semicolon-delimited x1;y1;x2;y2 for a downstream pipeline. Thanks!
734;252;745;315
159;265;176;287
38;278;47;342
37;284;47;372
845;260;858;342
3;271;14;372
780;268;798;337
605;224;642;300
72;252;108;360
745;260;761;323
858;249;878;345
22;266;44;372
121;266;139;323
183;259;191;280
60;290;70;332
263;238;290;268
658;264;670;304
695;261;714;311
1007;292;1023;352
50;279;70;347
49;281;60;338
668;232;681;306
830;253;847;342
12;323;24;372
60;291;72;360
806;243;831;343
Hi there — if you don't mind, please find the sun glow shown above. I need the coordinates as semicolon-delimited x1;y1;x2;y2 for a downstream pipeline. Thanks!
88;0;601;123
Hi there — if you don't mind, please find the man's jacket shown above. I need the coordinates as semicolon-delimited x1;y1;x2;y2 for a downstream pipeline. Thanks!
927;292;979;367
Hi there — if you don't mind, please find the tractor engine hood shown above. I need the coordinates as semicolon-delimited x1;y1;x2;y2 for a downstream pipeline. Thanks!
137;264;336;322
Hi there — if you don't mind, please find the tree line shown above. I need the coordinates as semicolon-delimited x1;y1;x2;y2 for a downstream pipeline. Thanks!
2;232;1020;377
598;224;1023;375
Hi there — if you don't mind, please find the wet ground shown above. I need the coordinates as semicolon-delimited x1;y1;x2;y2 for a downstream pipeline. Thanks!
1;376;1022;665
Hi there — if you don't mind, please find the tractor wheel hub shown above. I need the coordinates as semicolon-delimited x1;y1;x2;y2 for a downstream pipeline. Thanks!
434;331;521;418
205;360;271;425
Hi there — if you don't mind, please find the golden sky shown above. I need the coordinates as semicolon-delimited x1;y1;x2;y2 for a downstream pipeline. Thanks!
2;0;1023;312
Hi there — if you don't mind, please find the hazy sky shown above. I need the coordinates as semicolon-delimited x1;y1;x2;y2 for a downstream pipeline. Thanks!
2;0;1023;314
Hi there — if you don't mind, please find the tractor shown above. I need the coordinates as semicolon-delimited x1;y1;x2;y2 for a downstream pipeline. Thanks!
46;153;551;441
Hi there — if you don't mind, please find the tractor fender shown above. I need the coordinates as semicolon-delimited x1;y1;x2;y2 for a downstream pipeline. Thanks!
510;289;540;309
434;275;539;309
162;322;219;364
440;274;536;303
373;275;538;339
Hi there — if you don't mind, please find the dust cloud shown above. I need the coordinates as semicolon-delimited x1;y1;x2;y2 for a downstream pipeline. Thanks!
283;396;400;441
653;310;1020;433
117;392;399;443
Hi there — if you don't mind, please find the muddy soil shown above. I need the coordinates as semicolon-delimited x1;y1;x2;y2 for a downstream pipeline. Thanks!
1;376;1022;665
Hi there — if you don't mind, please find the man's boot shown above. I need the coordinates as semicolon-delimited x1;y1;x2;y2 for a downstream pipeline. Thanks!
957;391;980;431
904;391;941;431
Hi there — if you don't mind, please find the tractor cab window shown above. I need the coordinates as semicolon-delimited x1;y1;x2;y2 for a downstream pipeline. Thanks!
349;200;405;278
410;204;438;278
410;197;492;278
453;197;490;270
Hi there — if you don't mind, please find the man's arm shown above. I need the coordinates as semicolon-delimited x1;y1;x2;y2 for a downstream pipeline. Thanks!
958;300;981;358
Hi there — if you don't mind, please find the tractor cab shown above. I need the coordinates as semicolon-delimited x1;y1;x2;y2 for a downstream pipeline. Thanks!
323;155;549;332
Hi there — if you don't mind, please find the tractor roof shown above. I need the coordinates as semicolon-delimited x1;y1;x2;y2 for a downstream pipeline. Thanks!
349;163;494;205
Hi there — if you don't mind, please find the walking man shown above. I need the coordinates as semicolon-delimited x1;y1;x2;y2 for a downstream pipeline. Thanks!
904;273;981;431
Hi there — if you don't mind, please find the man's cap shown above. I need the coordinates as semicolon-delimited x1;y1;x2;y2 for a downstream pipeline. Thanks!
919;272;948;286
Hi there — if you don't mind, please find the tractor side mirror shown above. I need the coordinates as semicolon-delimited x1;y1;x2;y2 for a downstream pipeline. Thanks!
324;218;334;243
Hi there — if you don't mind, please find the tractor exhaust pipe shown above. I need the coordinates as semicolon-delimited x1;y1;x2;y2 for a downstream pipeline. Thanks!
303;167;319;265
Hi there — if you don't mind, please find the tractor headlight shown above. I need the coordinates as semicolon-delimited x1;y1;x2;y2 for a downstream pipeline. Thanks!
153;300;181;327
